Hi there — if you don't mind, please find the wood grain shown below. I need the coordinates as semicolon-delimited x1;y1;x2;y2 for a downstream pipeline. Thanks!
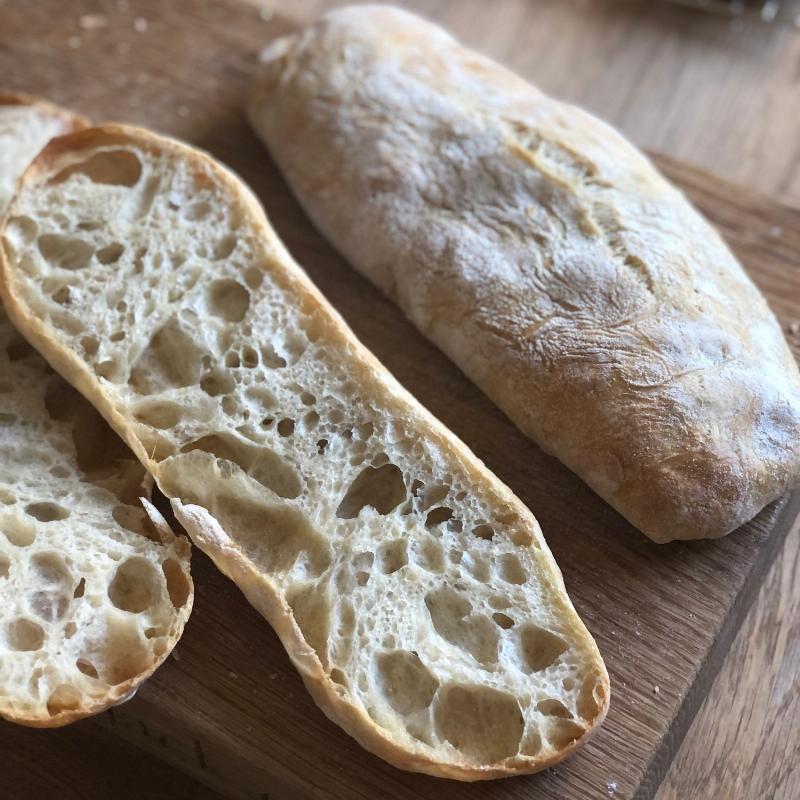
0;718;221;800
0;1;798;799
655;518;800;800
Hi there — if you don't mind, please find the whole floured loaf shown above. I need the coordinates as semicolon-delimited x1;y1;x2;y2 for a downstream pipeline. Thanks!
0;96;192;727
0;125;608;778
247;5;800;543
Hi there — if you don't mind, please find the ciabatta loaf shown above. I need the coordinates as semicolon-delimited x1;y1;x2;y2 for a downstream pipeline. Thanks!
0;125;608;778
0;96;192;726
248;5;800;542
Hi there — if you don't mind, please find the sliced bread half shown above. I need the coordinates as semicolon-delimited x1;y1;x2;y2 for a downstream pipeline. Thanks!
0;97;192;727
0;124;607;776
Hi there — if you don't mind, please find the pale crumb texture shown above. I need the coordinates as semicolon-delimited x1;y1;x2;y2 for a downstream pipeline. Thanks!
247;5;800;543
0;99;192;727
0;125;608;778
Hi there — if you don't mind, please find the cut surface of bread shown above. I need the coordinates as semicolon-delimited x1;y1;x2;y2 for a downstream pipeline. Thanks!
0;125;608;778
0;97;192;727
247;5;800;543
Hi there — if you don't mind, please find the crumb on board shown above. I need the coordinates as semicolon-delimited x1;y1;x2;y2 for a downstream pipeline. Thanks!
607;780;618;796
79;13;108;30
134;17;148;33
67;35;81;49
788;321;800;336
653;685;660;695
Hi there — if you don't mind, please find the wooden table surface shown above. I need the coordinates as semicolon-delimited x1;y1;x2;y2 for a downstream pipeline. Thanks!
1;1;799;798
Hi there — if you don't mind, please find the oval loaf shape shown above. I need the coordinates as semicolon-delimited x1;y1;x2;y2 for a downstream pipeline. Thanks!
247;5;800;543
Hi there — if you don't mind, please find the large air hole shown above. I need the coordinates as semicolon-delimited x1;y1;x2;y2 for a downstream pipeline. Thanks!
537;699;572;718
37;234;94;270
261;343;287;368
376;539;407;574
376;650;439;714
464;552;490;582
181;433;302;499
208;279;250;322
0;557;9;578
183;200;211;220
94;358;124;383
498;553;527;584
520;730;543;757
492;612;514;630
52;286;71;305
546;718;585;750
46;684;81;716
329;668;348;688
426;506;453;528
128;316;204;394
425;587;498;664
108;557;160;613
0;511;36;546
76;658;99;679
162;558;190;609
96;242;125;264
433;684;524;764
277;418;295;437
472;524;495;541
5;618;45;651
229;499;330;578
30;552;72;623
576;673;607;721
213;235;237;260
336;464;406;519
286;583;331;667
412;538;445;573
518;624;568;672
4;215;37;248
244;266;263;290
51;149;142;187
353;551;373;586
104;620;151;684
26;502;70;522
134;401;182;430
241;346;259;368
245;386;276;412
200;368;236;397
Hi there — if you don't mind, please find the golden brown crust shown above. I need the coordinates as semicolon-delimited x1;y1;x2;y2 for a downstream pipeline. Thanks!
0;124;607;775
248;5;800;543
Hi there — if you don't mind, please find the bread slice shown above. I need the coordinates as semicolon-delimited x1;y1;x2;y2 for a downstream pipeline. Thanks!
247;5;800;543
0;97;192;727
0;124;608;778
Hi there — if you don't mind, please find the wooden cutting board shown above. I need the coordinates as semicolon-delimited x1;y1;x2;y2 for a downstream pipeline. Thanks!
1;2;799;799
